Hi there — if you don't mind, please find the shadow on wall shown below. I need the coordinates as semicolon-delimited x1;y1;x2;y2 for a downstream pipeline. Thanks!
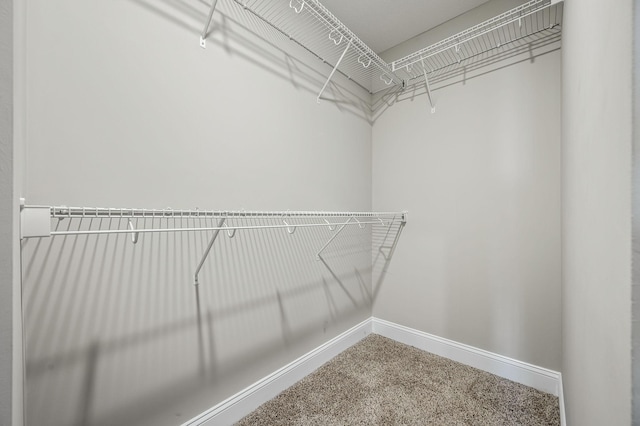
22;216;404;426
372;220;406;302
128;0;374;123
371;30;562;121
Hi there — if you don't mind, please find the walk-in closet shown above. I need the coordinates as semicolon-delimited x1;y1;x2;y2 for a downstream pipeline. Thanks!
1;0;636;425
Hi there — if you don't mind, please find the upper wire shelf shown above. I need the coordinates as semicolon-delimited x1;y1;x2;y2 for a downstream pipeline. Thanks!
203;0;401;96
391;0;563;90
200;0;563;100
392;0;560;72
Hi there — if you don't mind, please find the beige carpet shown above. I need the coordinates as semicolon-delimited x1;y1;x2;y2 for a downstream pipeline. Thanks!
236;334;560;425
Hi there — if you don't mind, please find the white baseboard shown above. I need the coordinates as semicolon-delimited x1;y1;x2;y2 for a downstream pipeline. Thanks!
182;318;372;426
185;317;563;425
372;317;561;396
558;372;566;426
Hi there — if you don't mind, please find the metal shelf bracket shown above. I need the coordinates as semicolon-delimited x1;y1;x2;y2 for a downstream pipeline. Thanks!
316;216;353;260
317;38;352;103
194;217;226;286
422;65;436;114
20;204;51;239
200;0;220;49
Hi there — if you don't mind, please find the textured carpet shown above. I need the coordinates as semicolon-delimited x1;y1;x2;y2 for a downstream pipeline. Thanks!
235;334;560;425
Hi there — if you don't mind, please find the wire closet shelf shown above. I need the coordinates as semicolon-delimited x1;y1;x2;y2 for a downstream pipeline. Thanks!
21;205;407;286
391;0;563;87
202;0;401;96
200;0;562;97
30;206;405;236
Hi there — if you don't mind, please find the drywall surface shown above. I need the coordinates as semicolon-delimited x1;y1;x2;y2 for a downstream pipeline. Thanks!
634;0;640;422
372;35;562;368
562;0;633;425
0;0;14;425
1;0;23;424
19;1;377;425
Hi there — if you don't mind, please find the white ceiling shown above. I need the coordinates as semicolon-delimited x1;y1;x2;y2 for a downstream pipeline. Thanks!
319;0;491;54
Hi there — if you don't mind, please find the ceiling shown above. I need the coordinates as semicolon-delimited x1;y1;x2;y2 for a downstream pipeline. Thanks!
319;0;491;54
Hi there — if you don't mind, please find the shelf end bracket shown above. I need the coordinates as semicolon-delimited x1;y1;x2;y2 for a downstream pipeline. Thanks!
422;66;436;114
20;204;51;240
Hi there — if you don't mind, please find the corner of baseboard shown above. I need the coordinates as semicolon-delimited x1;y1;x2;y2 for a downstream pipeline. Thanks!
185;317;564;426
183;317;373;426
558;372;566;426
371;317;561;396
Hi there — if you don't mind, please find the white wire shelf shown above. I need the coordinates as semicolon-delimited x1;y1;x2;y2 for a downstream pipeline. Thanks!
20;204;407;286
20;205;407;239
44;206;403;220
391;0;563;88
200;0;563;101
202;0;402;96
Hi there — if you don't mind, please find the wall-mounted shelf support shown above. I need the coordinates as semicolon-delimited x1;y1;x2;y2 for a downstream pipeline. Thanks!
316;216;353;259
20;203;50;239
422;65;435;114
194;218;226;286
317;38;352;103
200;0;220;48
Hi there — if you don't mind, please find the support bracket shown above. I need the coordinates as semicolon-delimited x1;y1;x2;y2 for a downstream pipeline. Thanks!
194;217;226;285
200;0;220;49
317;39;352;103
20;204;51;239
422;66;436;114
316;216;353;259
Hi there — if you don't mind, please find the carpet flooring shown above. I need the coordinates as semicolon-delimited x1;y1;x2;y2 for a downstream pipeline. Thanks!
235;334;560;425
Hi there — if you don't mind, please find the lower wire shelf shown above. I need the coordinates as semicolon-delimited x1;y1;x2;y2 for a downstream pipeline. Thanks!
20;203;408;286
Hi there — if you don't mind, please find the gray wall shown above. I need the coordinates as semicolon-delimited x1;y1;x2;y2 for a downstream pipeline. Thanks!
634;0;640;422
19;1;379;425
561;0;633;425
371;4;562;370
1;0;14;424
21;1;638;425
2;0;24;425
